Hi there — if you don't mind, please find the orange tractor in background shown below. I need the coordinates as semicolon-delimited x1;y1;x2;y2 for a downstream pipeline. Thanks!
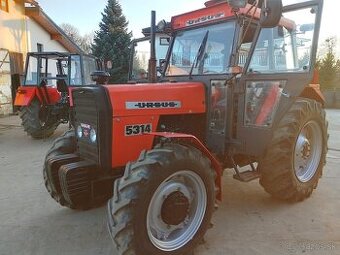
14;52;105;139
44;0;327;254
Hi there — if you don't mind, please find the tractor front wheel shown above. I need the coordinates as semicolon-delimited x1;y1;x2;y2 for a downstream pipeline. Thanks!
19;99;59;139
107;143;215;255
259;98;328;202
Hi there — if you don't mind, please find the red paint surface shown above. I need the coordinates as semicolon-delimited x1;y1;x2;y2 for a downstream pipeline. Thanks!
171;3;234;30
104;82;206;117
111;115;160;167
14;86;61;106
171;2;295;31
255;85;280;126
68;87;74;107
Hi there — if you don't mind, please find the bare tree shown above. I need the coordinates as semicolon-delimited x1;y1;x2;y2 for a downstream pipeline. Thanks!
60;23;94;54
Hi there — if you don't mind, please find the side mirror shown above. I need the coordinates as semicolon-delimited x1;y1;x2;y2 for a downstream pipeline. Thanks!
157;20;167;32
260;0;283;28
300;23;314;32
91;71;110;85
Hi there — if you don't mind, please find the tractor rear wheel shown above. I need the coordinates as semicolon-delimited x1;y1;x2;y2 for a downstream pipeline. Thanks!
43;129;76;207
107;143;215;255
259;98;328;202
19;99;59;139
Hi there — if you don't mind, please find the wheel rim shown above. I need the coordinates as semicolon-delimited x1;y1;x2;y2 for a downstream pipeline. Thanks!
147;170;207;251
294;120;322;183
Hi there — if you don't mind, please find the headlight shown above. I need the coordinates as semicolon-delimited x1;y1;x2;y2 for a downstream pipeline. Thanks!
77;125;83;138
90;128;97;143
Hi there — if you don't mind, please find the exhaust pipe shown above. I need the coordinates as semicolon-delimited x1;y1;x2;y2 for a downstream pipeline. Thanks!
148;10;157;83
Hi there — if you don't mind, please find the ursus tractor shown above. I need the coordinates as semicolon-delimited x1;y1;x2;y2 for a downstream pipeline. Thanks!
14;52;103;139
44;0;327;254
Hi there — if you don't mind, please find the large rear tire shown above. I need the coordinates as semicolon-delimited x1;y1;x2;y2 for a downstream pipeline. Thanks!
19;99;59;139
259;98;328;202
107;143;215;255
43;129;76;207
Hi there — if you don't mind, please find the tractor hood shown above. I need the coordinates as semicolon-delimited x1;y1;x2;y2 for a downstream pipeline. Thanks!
104;82;206;117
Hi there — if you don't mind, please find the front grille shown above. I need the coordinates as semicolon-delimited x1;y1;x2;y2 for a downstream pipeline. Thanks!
73;89;99;164
72;86;113;171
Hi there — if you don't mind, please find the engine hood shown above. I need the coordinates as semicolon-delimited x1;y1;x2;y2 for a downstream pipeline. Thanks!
103;82;206;117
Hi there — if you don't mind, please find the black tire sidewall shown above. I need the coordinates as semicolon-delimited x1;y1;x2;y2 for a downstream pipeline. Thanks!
43;129;76;206
259;99;328;201
21;99;59;138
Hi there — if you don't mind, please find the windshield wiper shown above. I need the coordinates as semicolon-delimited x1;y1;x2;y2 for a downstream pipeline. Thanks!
189;30;209;79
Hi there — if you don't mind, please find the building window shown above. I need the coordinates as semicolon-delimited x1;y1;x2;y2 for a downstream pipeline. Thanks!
37;43;44;52
159;37;170;46
0;0;8;12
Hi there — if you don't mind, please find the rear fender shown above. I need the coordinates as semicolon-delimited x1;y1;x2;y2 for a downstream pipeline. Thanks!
14;86;61;106
147;132;223;201
14;87;38;106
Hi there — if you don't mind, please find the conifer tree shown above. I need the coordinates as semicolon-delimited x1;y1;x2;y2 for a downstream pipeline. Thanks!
316;37;340;90
92;0;132;83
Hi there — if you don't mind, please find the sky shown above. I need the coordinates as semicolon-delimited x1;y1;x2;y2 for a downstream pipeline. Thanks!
38;0;340;56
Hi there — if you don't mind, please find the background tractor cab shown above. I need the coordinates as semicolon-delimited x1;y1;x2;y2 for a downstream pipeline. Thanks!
128;23;171;82
14;52;101;139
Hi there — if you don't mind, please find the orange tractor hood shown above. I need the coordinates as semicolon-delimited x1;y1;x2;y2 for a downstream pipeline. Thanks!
104;82;207;117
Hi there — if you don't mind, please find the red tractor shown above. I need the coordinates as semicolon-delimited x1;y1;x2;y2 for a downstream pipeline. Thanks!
44;0;327;254
14;52;104;139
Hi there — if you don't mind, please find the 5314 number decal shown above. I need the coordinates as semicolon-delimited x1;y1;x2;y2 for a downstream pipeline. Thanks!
125;124;152;136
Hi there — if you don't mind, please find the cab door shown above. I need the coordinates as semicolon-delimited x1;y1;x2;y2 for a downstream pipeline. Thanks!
235;0;324;157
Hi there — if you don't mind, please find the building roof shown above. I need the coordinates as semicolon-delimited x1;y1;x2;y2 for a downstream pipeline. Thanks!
25;6;83;53
15;0;83;54
14;0;39;6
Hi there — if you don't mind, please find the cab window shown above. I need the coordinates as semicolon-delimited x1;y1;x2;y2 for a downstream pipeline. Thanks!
248;5;317;73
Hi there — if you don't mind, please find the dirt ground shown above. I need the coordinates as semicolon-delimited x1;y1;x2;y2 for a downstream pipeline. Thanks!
0;110;340;255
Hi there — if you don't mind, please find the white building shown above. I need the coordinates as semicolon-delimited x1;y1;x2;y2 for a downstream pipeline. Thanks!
0;0;81;115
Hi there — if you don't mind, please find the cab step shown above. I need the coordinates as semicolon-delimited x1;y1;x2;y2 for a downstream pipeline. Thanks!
233;170;260;182
230;157;260;182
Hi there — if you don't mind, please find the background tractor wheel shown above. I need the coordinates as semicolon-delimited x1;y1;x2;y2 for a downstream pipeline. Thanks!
43;129;76;208
259;98;328;202
19;99;59;139
107;143;216;255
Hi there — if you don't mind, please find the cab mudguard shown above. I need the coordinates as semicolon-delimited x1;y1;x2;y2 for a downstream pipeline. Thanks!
147;132;223;201
300;84;325;106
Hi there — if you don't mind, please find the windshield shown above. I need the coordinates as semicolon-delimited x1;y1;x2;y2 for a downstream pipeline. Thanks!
83;56;98;85
24;55;68;86
166;22;235;76
70;55;82;85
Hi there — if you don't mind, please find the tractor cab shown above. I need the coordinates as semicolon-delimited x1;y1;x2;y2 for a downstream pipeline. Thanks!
14;52;102;139
23;52;100;89
159;0;323;156
128;27;171;82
